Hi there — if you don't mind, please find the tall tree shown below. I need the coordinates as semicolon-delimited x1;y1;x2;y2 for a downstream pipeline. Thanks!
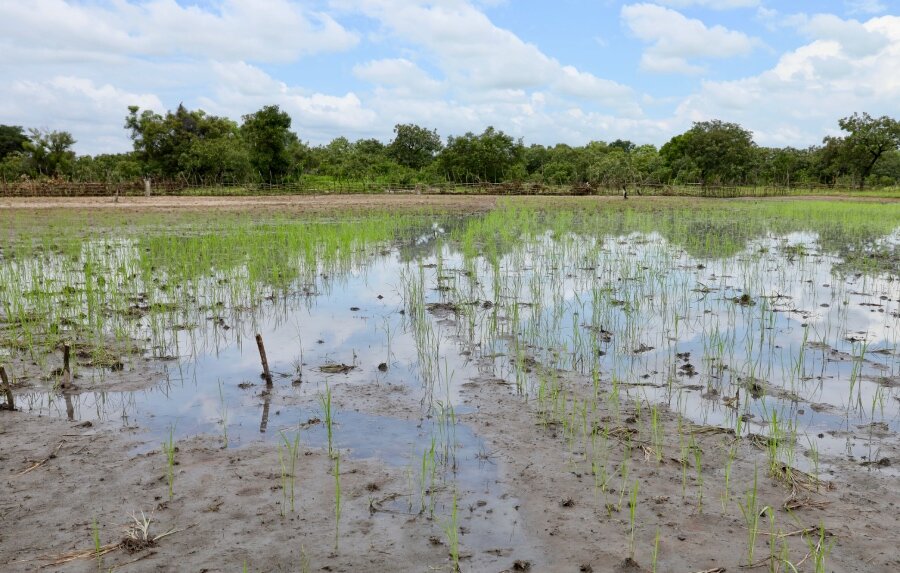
834;112;900;189
23;129;76;177
388;124;442;170
241;105;297;182
126;104;248;181
0;125;29;160
439;127;524;183
662;120;755;187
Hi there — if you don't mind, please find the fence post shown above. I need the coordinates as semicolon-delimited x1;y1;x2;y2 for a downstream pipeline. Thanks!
143;178;152;197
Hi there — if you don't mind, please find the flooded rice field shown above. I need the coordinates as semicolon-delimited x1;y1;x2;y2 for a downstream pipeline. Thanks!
2;196;899;572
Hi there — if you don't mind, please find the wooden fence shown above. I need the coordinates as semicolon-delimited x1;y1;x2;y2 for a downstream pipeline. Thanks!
0;179;863;198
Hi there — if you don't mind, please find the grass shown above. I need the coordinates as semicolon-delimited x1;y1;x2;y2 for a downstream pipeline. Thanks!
444;491;460;572
218;379;228;448
738;467;766;565
278;430;301;516
628;479;639;559
91;517;102;571
320;383;334;458
333;452;342;554
161;425;176;500
805;523;832;573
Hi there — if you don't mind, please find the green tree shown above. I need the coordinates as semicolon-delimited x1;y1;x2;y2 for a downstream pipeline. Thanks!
23;129;76;177
0;125;29;160
523;144;550;178
126;104;247;181
834;112;900;189
71;153;143;182
388;124;442;170
631;144;663;185
439;127;524;183
588;149;635;191
872;149;900;185
609;139;636;153
812;138;850;187
662;120;755;187
0;152;29;181
545;144;587;184
241;105;297;182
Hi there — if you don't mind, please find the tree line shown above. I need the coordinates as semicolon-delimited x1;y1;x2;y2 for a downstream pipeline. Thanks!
2;105;899;190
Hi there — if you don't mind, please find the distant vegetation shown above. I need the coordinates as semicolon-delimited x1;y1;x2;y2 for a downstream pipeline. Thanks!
1;106;899;192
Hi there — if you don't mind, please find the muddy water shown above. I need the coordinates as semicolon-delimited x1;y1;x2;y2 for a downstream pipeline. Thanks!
10;210;900;555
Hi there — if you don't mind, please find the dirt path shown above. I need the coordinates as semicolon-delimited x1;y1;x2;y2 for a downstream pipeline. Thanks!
0;194;500;213
2;193;898;213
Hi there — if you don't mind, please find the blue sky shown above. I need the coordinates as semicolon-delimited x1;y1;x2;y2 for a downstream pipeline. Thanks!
1;0;898;154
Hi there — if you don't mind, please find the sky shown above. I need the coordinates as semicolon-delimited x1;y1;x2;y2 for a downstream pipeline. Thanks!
0;0;898;155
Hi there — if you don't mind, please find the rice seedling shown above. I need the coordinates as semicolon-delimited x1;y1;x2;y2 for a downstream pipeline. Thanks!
278;430;301;515
161;425;176;500
319;383;334;458
691;435;704;512
738;467;767;565
628;479;639;559
91;517;102;570
333;452;342;553
649;404;663;463
651;527;660;573
722;442;736;512
218;379;228;448
805;523;832;573
444;490;460;571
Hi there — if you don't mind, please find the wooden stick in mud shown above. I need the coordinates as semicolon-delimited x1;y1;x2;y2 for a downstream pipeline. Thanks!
255;333;273;387
0;365;14;411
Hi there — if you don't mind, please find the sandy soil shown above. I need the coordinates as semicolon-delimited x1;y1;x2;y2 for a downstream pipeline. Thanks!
1;193;898;214
0;194;501;213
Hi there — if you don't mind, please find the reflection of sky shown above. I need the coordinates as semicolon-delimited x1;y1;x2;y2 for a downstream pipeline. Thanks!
14;222;900;470
423;229;899;462
18;247;483;464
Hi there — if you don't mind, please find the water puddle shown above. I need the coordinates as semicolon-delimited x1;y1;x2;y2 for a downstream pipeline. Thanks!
7;206;900;527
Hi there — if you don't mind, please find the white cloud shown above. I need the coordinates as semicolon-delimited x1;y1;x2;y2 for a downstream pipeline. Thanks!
554;66;640;113
655;0;760;9
334;0;638;113
339;0;558;90
0;0;358;64
1;0;895;155
675;15;900;145
201;62;378;138
0;77;163;154
621;3;761;75
353;59;444;96
798;13;889;57
846;0;888;15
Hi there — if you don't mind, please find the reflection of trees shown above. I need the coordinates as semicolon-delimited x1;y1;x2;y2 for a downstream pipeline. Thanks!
443;202;900;276
395;216;477;263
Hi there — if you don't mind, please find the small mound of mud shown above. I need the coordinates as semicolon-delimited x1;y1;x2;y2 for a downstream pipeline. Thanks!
426;302;460;314
120;537;156;554
319;363;355;374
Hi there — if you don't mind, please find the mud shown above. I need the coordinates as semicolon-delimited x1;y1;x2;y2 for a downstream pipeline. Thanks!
3;357;899;572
